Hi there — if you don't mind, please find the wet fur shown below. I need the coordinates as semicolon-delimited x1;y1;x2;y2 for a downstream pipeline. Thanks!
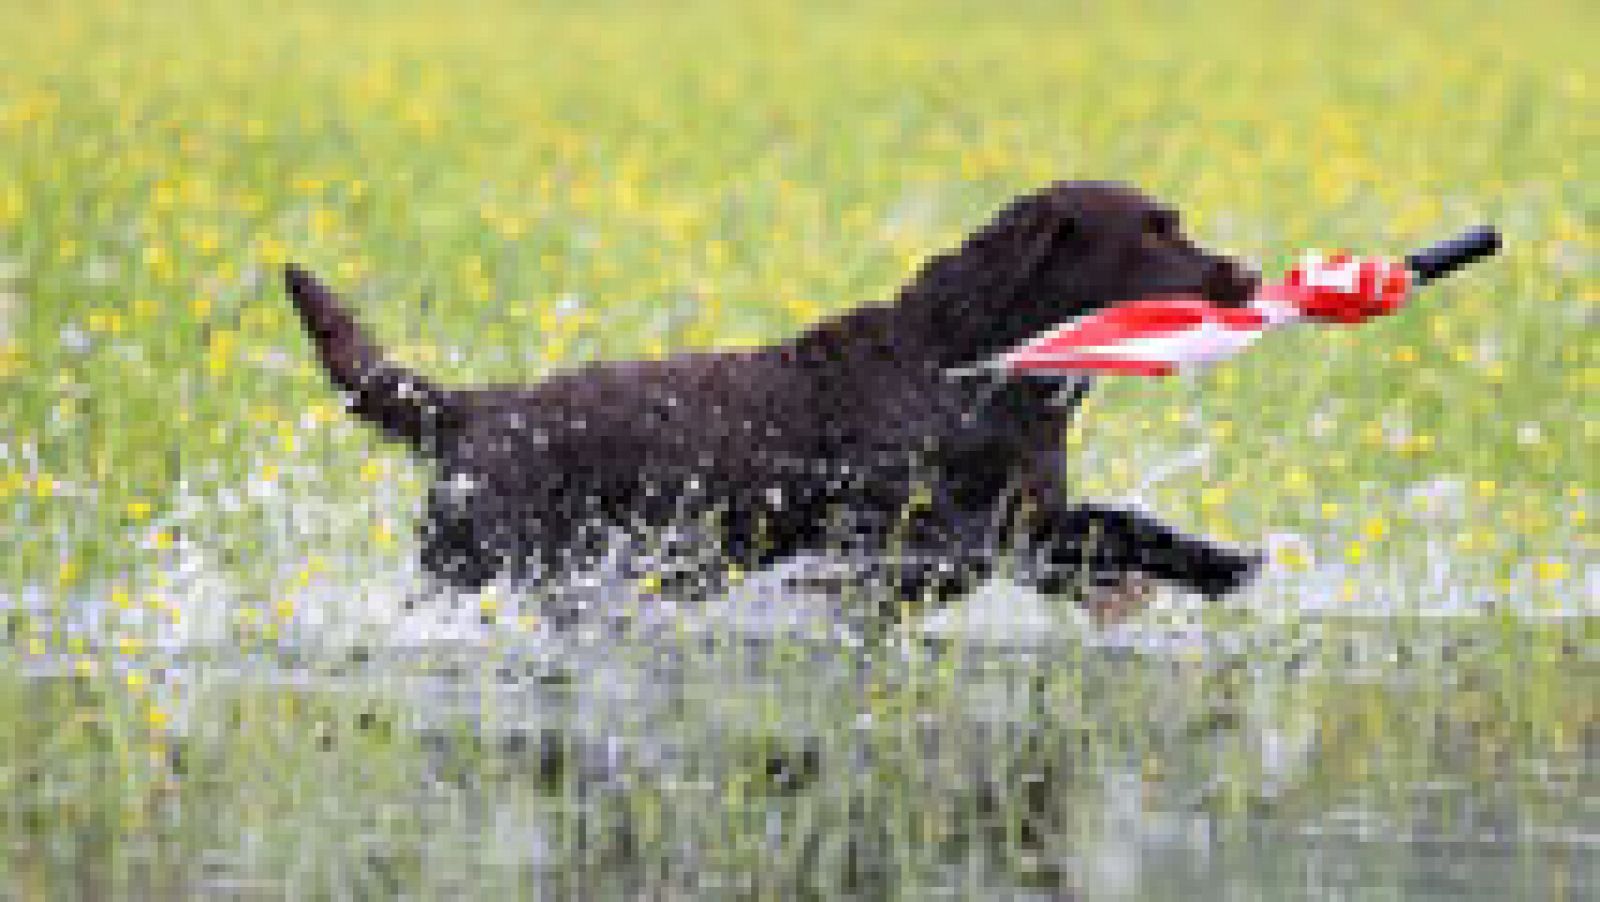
285;181;1262;615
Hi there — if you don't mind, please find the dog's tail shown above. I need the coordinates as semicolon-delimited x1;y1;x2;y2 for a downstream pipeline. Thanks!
284;265;463;448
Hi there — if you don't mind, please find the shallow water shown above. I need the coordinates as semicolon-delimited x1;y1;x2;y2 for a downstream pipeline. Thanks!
7;552;1595;898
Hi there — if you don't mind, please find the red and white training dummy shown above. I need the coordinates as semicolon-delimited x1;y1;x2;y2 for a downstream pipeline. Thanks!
995;253;1417;378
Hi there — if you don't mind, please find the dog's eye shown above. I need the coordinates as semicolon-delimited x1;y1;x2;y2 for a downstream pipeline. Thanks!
1140;211;1180;250
1144;211;1178;238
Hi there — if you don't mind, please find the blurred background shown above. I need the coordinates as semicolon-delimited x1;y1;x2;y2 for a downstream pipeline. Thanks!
0;0;1593;897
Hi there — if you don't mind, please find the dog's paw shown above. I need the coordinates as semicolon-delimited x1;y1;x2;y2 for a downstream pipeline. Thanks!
1193;547;1264;600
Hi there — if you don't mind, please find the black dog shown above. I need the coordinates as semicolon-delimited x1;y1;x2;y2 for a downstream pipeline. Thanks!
286;181;1261;620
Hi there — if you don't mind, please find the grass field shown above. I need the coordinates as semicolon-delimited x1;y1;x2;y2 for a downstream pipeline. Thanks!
1;0;1594;896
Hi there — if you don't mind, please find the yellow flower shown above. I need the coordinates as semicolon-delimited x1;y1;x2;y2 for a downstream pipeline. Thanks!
0;341;24;378
1275;545;1309;571
305;402;339;426
126;499;153;521
372;521;396;548
258;237;287;266
86;309;125;333
1361;517;1388;542
310;207;337;238
206;329;235;376
1534;559;1569;582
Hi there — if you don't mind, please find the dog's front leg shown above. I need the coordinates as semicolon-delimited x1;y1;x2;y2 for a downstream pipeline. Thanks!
1021;502;1261;600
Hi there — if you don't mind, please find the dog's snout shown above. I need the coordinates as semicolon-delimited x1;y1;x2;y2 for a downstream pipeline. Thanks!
1201;258;1259;306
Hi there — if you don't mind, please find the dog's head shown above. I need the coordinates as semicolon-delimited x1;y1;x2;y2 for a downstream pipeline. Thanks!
908;180;1259;363
1014;180;1258;309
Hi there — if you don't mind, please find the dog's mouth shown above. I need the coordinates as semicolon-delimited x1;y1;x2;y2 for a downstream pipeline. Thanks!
1143;265;1259;307
1191;257;1261;306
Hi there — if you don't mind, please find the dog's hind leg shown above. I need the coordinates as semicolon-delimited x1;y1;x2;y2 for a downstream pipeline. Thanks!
840;508;1002;618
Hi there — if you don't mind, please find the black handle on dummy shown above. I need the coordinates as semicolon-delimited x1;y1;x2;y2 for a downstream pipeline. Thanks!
1405;225;1500;286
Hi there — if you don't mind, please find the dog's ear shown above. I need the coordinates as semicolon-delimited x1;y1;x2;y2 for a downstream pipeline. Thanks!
899;188;1089;363
1021;202;1077;270
993;195;1079;296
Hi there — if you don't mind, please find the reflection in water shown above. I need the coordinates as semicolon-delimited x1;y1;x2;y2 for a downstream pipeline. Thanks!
392;607;1590;899
3;549;1595;897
